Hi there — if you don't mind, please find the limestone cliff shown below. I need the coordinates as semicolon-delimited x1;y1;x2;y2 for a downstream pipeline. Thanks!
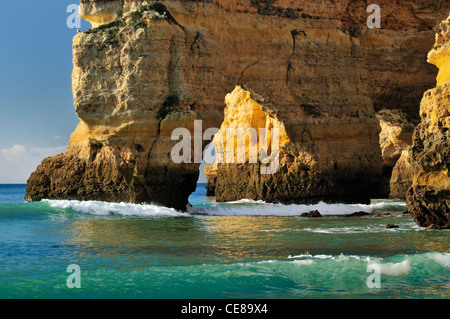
25;0;449;210
210;85;382;204
406;15;450;229
374;109;414;199
204;163;217;196
390;149;413;200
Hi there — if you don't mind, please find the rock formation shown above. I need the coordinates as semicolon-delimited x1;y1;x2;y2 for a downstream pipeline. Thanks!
385;224;399;229
204;163;217;196
300;210;321;218
25;0;449;210
26;1;228;211
375;108;415;200
406;14;450;229
375;110;415;198
210;85;382;204
389;149;413;200
377;110;415;169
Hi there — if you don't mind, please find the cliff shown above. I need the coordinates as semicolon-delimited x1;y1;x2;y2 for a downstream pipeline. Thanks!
406;14;450;229
209;85;382;204
372;109;414;199
25;0;449;210
390;149;413;200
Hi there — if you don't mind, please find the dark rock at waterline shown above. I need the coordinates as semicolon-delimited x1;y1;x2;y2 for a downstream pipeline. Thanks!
385;224;399;229
424;223;450;230
205;175;216;196
345;211;370;217
300;210;322;218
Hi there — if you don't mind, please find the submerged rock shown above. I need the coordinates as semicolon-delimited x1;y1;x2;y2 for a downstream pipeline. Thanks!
385;224;399;229
425;224;448;230
300;210;322;218
345;211;370;217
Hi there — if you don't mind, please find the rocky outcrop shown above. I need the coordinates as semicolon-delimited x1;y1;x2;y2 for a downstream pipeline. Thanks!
376;110;415;197
389;149;413;200
377;110;415;169
300;210;321;218
210;85;382;204
345;212;370;217
431;15;450;86
26;2;227;211
26;0;449;210
406;15;450;229
204;163;217;196
385;224;399;229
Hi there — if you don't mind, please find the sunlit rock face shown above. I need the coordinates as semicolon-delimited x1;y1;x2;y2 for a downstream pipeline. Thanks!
79;0;123;28
26;0;449;210
208;86;383;204
27;1;227;211
390;149;413;200
428;15;450;86
406;14;450;229
375;110;415;199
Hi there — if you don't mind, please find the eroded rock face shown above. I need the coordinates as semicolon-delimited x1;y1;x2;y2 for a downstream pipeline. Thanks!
27;2;227;210
204;163;217;196
406;15;450;229
376;110;415;198
211;86;382;204
377;110;415;169
429;15;450;86
26;0;449;210
390;149;413;200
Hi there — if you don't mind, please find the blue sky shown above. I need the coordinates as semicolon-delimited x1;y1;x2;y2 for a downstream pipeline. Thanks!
0;1;210;183
0;1;89;182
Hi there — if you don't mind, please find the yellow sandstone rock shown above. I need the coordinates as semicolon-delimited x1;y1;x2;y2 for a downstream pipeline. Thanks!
406;14;450;229
25;1;450;210
428;15;450;86
212;86;290;165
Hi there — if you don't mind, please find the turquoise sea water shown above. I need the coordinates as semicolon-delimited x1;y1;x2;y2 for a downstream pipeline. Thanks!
0;184;448;299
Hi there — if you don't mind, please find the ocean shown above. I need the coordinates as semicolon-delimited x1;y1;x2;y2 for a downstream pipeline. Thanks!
0;183;448;299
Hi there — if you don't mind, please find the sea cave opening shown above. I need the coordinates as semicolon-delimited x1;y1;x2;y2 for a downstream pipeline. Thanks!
189;142;217;205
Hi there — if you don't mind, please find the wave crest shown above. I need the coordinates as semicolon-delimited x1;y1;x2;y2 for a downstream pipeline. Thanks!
189;200;406;216
43;198;407;218
44;200;189;217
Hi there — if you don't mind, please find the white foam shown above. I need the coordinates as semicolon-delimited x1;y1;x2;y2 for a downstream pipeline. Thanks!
288;253;364;261
44;198;407;218
301;227;377;234
370;259;411;276
367;201;408;211
300;225;413;234
225;199;269;205
334;254;364;261
256;260;277;264
428;253;450;268
44;200;189;217
188;199;407;217
291;260;315;266
288;253;333;259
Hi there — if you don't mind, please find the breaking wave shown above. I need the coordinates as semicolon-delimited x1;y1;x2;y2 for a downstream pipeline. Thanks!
42;198;407;217
44;200;189;217
188;199;407;216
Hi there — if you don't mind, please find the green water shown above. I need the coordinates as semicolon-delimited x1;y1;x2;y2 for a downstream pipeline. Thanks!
0;184;448;299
